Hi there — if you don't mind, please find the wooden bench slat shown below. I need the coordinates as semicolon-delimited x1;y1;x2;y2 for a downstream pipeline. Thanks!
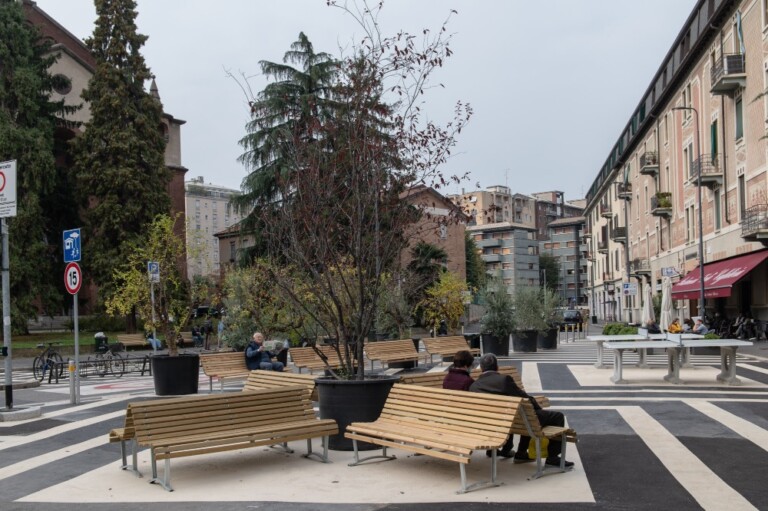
364;339;420;369
422;336;480;364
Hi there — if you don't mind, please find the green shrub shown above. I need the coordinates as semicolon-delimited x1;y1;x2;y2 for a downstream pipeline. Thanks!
703;332;720;339
602;323;637;335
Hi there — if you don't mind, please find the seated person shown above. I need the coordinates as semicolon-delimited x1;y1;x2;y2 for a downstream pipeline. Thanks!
146;332;162;350
645;321;661;334
191;326;204;347
692;319;709;335
245;332;284;371
668;318;682;333
442;350;475;391
682;318;694;332
470;354;573;467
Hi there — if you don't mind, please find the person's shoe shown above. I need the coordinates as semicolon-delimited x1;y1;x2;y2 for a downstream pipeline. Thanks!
545;457;574;468
487;449;515;458
513;455;534;464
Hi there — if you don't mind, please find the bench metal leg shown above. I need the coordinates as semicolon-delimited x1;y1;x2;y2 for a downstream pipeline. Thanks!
148;452;174;491
347;439;396;466
303;436;332;463
456;450;502;494
270;442;294;454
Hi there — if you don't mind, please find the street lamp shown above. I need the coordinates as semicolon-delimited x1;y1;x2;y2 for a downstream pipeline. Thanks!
672;106;706;320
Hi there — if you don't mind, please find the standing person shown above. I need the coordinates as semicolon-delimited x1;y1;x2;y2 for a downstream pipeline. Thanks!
244;332;284;371
203;318;213;350
442;350;475;391
470;354;573;467
217;319;225;349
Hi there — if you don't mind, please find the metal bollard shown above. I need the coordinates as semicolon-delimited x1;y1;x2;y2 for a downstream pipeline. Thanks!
68;359;76;405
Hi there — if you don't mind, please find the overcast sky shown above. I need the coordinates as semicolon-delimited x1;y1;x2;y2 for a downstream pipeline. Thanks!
35;0;696;201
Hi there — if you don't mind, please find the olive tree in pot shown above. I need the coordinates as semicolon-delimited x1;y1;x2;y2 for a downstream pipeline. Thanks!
231;5;470;451
106;214;202;395
537;289;562;350
479;278;514;356
510;285;553;353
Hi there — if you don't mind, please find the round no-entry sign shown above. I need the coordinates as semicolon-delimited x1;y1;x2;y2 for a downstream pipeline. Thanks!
64;262;82;295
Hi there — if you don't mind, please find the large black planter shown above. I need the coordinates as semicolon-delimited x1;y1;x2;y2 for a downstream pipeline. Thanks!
316;375;398;451
151;353;200;396
512;330;538;353
537;327;559;350
464;334;481;351
481;333;509;356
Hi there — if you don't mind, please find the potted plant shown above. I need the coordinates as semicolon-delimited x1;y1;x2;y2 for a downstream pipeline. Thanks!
228;8;468;451
538;293;562;350
510;285;552;353
479;278;514;356
106;214;202;395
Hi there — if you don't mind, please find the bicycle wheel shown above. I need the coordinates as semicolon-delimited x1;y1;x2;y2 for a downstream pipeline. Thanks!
93;354;107;377
108;353;125;378
50;352;64;380
32;356;45;382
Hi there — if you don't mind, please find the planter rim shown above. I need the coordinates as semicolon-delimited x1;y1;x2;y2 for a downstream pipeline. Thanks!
315;375;400;385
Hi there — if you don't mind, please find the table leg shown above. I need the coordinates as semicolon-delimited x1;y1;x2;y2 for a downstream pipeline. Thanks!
611;349;627;384
595;340;606;369
636;348;649;369
663;348;683;384
715;347;742;385
681;348;694;368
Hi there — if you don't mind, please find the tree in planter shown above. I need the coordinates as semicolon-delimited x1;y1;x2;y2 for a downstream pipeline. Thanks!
480;278;515;340
538;253;560;292
419;271;468;336
511;285;559;333
105;215;194;356
236;3;470;379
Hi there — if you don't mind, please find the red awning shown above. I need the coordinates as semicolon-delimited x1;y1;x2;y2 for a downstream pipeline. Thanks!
671;250;768;300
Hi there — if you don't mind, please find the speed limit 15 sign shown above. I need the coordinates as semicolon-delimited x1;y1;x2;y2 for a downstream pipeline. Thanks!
64;262;82;295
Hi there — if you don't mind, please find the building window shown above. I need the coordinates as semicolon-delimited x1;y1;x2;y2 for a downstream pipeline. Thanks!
685;206;694;242
714;188;721;231
735;95;744;140
738;174;746;218
52;74;72;95
684;142;694;180
663;113;669;145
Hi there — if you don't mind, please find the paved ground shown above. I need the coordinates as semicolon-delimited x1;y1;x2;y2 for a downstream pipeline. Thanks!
2;335;768;510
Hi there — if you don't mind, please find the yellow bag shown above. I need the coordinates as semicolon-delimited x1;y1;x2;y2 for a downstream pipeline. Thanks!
527;437;549;459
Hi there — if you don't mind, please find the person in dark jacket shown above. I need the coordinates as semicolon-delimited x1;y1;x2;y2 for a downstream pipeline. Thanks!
442;350;475;391
470;353;573;467
244;332;284;371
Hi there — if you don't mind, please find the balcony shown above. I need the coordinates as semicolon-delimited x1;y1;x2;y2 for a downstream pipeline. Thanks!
691;153;723;188
602;272;613;282
476;237;501;248
711;53;746;95
741;204;768;245
630;258;651;276
597;239;608;254
617;182;632;200
651;192;672;218
600;203;612;218
640;151;659;176
610;226;627;244
481;253;501;263
585;251;595;262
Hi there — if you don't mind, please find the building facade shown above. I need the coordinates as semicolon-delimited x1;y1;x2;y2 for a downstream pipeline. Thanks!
544;216;589;307
185;177;243;280
584;0;768;324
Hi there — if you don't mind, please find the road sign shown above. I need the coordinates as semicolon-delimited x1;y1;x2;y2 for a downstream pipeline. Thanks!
64;262;82;295
622;282;638;296
0;160;17;218
661;267;679;277
63;228;81;263
148;261;160;283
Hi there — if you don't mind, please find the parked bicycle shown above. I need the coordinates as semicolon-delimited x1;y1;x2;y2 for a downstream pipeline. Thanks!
32;342;64;382
85;342;125;378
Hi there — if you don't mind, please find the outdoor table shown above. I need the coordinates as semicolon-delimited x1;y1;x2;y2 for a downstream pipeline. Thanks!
603;340;677;383
647;333;705;367
664;339;753;386
586;335;647;368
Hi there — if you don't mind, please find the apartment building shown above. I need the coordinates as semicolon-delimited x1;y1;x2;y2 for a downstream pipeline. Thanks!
584;0;768;324
544;216;589;307
185;177;242;279
531;191;584;241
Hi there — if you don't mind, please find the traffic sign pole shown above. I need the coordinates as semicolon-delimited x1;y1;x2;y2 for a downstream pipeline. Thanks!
2;218;12;410
64;261;82;405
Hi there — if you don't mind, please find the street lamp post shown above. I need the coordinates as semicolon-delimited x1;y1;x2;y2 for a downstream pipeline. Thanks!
672;106;706;319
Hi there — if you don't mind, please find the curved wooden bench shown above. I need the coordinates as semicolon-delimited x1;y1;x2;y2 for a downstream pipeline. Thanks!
363;339;420;370
345;383;522;494
289;345;354;373
422;336;480;364
199;351;249;391
116;333;148;350
112;387;337;491
243;370;318;401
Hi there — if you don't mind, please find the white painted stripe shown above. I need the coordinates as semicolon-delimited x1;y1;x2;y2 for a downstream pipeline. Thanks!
739;363;768;376
521;361;542;392
0;394;134;429
618;406;757;511
0;436;106;481
0;408;126;451
685;399;768;454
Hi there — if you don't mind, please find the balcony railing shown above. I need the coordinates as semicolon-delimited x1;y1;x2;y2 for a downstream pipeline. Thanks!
711;53;746;95
640;151;659;176
597;239;608;253
617;182;632;200
610;226;627;243
600;203;612;218
630;258;651;275
741;204;768;243
691;153;723;188
602;272;613;282
476;237;501;248
651;192;672;218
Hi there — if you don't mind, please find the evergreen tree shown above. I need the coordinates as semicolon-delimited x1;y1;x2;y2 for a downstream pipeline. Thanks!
73;0;170;291
464;231;486;292
539;253;560;292
0;0;71;331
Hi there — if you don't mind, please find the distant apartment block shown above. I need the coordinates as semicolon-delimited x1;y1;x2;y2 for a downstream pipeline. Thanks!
543;216;589;307
185;177;242;279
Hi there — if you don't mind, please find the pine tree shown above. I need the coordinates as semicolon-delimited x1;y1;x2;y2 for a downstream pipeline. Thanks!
0;0;70;331
73;0;170;290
